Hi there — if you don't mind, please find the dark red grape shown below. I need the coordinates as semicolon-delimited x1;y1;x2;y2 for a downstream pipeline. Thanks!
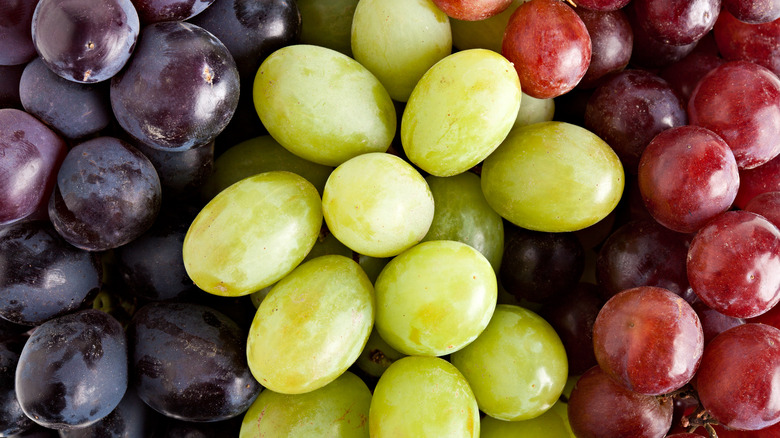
632;0;721;46
575;8;633;90
48;136;162;252
110;21;240;151
714;10;780;77
584;69;687;174
697;323;780;430
0;0;38;66
31;0;139;83
593;286;704;395
745;192;780;229
688;60;780;169
691;299;745;346
687;210;780;318
0;108;67;226
431;0;513;20
131;0;214;23
748;296;780;328
0;63;25;109
567;365;674;437
723;0;780;23
659;52;726;105
0;342;34;436
576;0;630;11
627;3;698;69
735;153;780;208
502;0;591;99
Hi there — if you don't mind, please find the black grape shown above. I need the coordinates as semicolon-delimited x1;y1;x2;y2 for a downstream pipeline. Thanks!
132;0;214;23
0;0;38;66
58;387;161;438
0;341;34;437
132;139;214;198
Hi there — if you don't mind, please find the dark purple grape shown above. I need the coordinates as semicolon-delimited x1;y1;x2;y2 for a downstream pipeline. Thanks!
0;63;25;109
15;309;128;430
59;387;160;438
48;136;162;252
128;302;260;422
714;10;780;78
691;299;745;346
19;58;112;139
0;221;102;326
0;342;34;437
0;108;67;226
723;0;780;23
31;0;139;83
132;0;214;23
132;139;214;198
575;8;633;89
0;0;39;66
632;0;720;46
110;21;240;151
659;52;725;105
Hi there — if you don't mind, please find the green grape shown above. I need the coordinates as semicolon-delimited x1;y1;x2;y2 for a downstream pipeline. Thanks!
450;0;525;52
355;327;407;378
322;152;434;258
183;171;322;297
515;91;555;129
203;135;333;200
246;255;374;394
481;121;624;232
351;0;451;102
356;253;391;284
422;172;504;271
450;304;568;421
401;49;521;177
369;356;480;437
240;371;371;438
298;0;359;57
374;240;497;356
253;45;396;167
480;407;571;438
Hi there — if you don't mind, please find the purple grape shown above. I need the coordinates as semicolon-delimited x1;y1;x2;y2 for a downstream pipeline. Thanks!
58;387;159;438
627;3;698;69
575;8;633;89
0;0;39;66
132;0;214;23
0;63;25;109
0;342;34;436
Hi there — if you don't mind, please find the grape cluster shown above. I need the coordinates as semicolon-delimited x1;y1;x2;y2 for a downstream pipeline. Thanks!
2;0;780;437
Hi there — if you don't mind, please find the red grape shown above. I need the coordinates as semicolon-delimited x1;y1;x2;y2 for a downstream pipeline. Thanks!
659;52;725;105
691;299;745;346
575;8;633;89
745;191;780;229
723;0;780;23
734;153;780;208
714;10;780;77
431;0;513;21
632;0;721;46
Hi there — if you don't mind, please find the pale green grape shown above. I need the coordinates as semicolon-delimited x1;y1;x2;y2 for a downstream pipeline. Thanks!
355;327;406;378
322;152;434;258
182;171;322;297
202;135;332;200
450;304;568;421
515;91;555;128
351;0;451;102
480;406;571;438
253;45;396;167
246;255;374;394
298;0;359;57
422;172;504;271
401;49;521;177
240;371;371;438
450;0;525;52
374;240;497;356
369;356;479;437
481;121;624;232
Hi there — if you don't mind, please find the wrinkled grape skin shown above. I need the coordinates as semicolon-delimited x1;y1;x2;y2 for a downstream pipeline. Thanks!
638;125;740;233
745;191;780;228
697;324;780;430
0;343;33;436
735;153;780;208
714;11;780;77
688;60;780;169
567;366;673;438
433;0;513;21
0;0;38;66
32;0;139;83
132;0;214;23
687;211;780;318
593;286;704;395
502;0;590;99
632;0;720;46
575;9;633;89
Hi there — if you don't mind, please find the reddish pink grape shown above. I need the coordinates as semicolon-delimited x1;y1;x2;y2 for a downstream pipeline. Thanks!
745;192;780;229
697;323;780;430
714;11;780;77
688;60;780;169
575;8;633;89
0;0;38;66
431;0;513;20
687;211;780;318
691;299;745;346
723;0;780;23
502;0;591;99
632;0;721;46
567;365;674;438
659;52;725;105
576;0;630;11
638;125;739;233
735;154;780;208
592;286;704;395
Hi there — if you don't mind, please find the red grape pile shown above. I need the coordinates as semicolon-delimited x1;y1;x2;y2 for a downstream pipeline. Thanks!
2;0;780;436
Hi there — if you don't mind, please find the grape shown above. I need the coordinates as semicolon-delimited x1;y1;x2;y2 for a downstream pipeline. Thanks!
450;0;523;53
734;153;780;208
627;3;698;69
0;64;24;109
687;210;780;318
400;49;521;176
745;191;780;228
514;92;555;128
691;299;745;346
0;342;34;436
253;44;396;167
131;140;214;199
422;172;504;271
432;0;514;21
374;240;497;356
502;0;591;99
480;409;571;438
128;302;260;422
575;8;633;90
0;0;38;66
714;10;780;77
183;171;322;297
659;52;725;104
298;0;358;57
58;387;156;438
723;0;780;23
131;0;214;23
369;356;479;437
576;0;631;11
355;327;406;378
592;286;704;395
697;323;780;430
239;371;371;438
31;0;139;83
632;0;720;46
246;255;374;394
15;309;128;430
481;121;624;232
322;153;434;258
351;0;451;102
450;305;568;421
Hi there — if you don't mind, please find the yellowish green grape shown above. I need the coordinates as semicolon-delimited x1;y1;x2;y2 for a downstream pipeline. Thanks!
298;0;359;57
422;172;504;271
515;91;555;128
239;371;371;438
450;0;525;52
355;327;407;378
246;255;374;394
374;240;497;356
401;49;521;177
450;304;568;421
322;152;434;258
480;407;571;438
356;253;391;284
369;356;479;437
182;171;322;297
253;45;396;167
351;0;451;102
481;121;624;232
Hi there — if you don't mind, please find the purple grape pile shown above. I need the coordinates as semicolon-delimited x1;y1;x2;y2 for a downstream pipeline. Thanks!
2;0;780;436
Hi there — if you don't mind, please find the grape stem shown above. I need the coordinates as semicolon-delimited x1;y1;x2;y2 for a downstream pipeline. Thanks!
668;384;719;438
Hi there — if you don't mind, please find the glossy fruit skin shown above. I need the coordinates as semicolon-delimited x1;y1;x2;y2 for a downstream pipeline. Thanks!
745;191;780;228
433;0;514;21
502;0;591;99
714;10;780;77
58;387;156;438
632;0;720;46
723;0;780;23
575;8;633;89
697;324;780;430
659;52;725;104
0;0;38;66
0;342;33;436
735;153;780;208
131;0;214;23
627;3;697;69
